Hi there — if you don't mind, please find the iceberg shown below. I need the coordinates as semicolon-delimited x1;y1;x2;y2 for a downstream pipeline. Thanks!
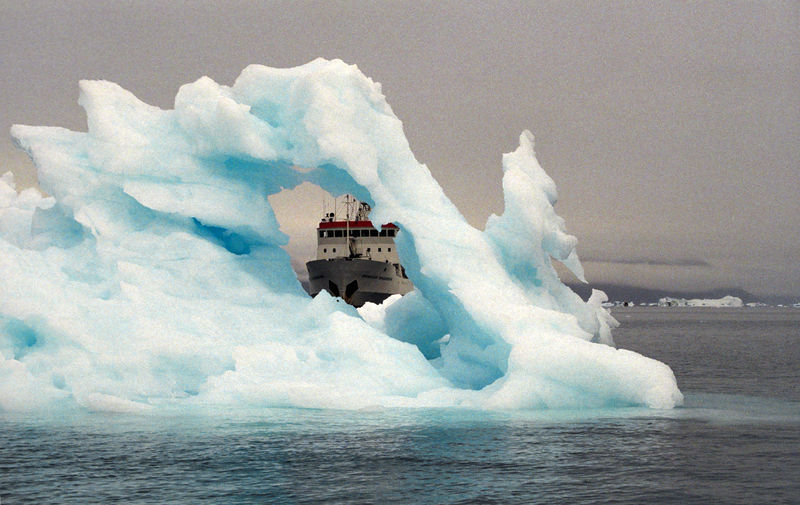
658;296;744;307
1;59;682;413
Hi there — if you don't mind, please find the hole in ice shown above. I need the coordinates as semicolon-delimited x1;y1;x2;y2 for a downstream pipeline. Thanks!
269;181;413;308
268;182;337;293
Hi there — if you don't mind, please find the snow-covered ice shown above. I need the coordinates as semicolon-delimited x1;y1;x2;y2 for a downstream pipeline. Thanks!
1;59;682;413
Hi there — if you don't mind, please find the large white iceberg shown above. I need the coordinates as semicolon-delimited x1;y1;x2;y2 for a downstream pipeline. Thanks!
1;59;682;413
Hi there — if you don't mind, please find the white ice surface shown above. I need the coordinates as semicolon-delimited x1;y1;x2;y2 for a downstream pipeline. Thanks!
2;59;682;412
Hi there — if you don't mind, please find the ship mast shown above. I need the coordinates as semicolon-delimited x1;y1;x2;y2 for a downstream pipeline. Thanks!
344;195;355;257
345;194;351;237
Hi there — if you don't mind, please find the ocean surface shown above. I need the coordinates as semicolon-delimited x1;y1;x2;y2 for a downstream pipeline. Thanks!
1;307;798;504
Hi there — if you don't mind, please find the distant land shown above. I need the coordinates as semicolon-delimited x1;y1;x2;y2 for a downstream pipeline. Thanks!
300;278;795;306
565;283;796;306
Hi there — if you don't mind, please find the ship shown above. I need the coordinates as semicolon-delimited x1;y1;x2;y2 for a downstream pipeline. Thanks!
306;196;412;307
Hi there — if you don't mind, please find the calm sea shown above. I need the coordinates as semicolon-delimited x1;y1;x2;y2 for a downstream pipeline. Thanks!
1;307;798;504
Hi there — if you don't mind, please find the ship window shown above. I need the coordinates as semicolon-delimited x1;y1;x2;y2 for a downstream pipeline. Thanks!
332;248;336;253
318;231;324;238
370;229;378;237
388;229;396;237
323;248;327;253
378;248;382;252
334;230;343;237
388;248;391;252
379;230;387;237
366;247;371;252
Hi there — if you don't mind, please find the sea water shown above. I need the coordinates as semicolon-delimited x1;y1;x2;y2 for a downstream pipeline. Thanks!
1;307;798;504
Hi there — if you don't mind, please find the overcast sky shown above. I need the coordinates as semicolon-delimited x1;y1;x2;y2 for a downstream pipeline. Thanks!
2;0;798;298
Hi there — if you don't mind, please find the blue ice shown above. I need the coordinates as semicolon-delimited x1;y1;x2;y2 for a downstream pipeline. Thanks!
0;59;682;413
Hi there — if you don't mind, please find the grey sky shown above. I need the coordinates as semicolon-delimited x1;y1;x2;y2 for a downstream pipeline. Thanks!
1;0;798;298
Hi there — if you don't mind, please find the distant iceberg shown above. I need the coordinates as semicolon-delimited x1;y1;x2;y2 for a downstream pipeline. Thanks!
658;296;744;307
1;59;682;413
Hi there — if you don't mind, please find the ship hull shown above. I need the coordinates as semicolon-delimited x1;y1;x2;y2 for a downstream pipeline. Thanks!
306;258;412;307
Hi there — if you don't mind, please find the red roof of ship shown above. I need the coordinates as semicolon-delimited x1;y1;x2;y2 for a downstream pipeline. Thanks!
318;220;398;229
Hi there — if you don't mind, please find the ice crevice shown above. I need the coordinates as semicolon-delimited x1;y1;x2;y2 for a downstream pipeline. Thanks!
1;59;683;412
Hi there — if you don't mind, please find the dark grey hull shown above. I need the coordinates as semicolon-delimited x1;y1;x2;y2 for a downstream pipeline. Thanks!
306;258;412;307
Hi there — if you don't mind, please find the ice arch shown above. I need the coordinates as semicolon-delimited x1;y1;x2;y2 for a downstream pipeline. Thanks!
3;59;682;412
